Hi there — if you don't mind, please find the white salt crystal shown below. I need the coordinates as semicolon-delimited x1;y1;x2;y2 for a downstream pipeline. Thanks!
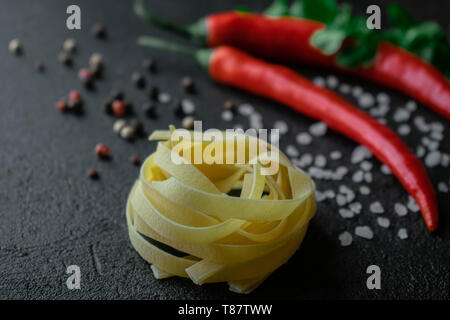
285;145;299;158
273;120;288;134
393;108;410;122
336;194;347;206
355;226;374;239
398;124;411;136
398;228;408;240
352;170;364;183
338;231;353;246
352;86;363;97
394;203;408;216
330;150;342;160
359;185;371;195
296;132;312;145
351;145;372;164
405;100;417;112
376;92;390;104
441;153;450;167
315;191;326;202
360;161;373;171
349;202;362;214
314;154;327;167
364;172;373;183
339;208;354;219
339;83;351;94
377;217;390;228
326;75;339;88
370;201;384;214
425;151;441;168
181;99;195;114
416;145;426;158
313;77;325;87
359;93;375;108
380;164;392;175
238;103;254;116
309;122;328;136
299;153;313;166
324;189;336;199
407;196;420;212
437;182;449;193
221;110;233;121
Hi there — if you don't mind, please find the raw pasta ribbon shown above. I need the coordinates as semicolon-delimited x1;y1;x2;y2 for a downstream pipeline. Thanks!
126;127;316;293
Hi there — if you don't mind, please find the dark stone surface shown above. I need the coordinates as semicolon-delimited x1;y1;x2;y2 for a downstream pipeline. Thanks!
0;0;449;300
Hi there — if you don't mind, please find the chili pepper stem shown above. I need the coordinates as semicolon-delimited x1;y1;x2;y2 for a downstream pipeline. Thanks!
137;36;212;70
134;0;208;45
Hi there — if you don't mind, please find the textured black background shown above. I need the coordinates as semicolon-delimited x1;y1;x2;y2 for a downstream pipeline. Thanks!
0;0;449;300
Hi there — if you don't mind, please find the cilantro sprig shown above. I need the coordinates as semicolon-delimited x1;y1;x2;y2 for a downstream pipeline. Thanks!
238;0;450;77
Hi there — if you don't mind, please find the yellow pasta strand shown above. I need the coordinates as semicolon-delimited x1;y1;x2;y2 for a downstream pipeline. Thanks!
126;127;316;293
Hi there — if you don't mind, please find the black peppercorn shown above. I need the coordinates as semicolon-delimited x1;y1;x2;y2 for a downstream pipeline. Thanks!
181;76;195;93
58;52;72;66
67;100;82;113
142;58;156;73
88;169;99;179
129;119;143;136
110;89;124;101
35;61;45;72
146;85;159;101
142;102;157;118
131;72;145;88
224;100;236;112
130;155;140;165
173;99;184;117
91;23;106;38
102;100;113;114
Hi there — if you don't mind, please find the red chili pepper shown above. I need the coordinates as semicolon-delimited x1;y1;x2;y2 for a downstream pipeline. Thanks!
138;37;439;232
135;3;450;120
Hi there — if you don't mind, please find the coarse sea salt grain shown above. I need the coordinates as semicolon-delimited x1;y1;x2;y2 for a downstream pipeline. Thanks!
238;103;254;116
380;164;392;175
330;150;342;160
425;151;441;168
359;185;371;195
324;189;336;199
181;99;195;114
355;226;374;239
299;153;313;166
441;154;450;167
349;202;362;214
370;201;384;214
338;231;353;247
430;131;443;141
376;92;390;104
358;93;375;108
394;203;408;216
336;194;347;206
221;110;233;121
309;122;328;136
352;86;363;97
416;145;426;157
339;83;351;94
315;191;326;202
360;161;373;171
273;120;288;135
405;100;417;112
407;196;420;212
414;116;429;132
398;124;411;136
377;217;390;228
314;154;327;167
351;145;372;164
339;208;354;219
437;182;449;193
352;170;364;183
326;75;338;88
296;132;312;145
285;145;299;158
313;77;325;87
398;228;408;240
430;121;444;132
393;108;410;122
364;172;373;183
158;92;171;103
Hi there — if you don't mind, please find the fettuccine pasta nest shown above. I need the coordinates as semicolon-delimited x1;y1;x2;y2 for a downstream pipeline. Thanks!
126;126;316;293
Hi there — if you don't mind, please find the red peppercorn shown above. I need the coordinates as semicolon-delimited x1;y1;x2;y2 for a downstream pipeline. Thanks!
69;90;82;102
112;100;127;117
78;68;93;81
95;143;110;158
56;99;68;112
88;169;99;179
129;155;140;165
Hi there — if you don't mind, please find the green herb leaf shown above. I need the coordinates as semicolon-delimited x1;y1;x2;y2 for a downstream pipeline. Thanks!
388;2;416;30
312;29;347;55
289;0;304;18
302;0;339;24
337;35;379;68
264;0;289;17
235;5;250;13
